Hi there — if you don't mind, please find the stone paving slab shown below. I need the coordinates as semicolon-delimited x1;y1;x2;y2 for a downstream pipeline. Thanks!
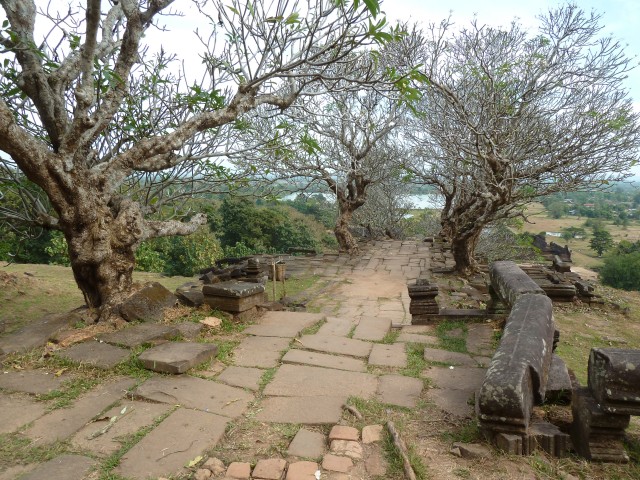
243;311;323;338
56;341;130;369
20;454;96;480
256;396;346;424
377;374;423;408
396;333;439;345
174;321;204;340
423;347;479;366
0;465;35;480
71;400;172;456
352;317;392;341
282;349;366;372
368;343;407;368
25;377;135;444
133;375;252;418
0;312;74;355
287;428;326;458
138;341;218;374
263;364;377;398
0;394;46;434
466;323;496;356
216;366;263;391
232;336;290;368
423;366;486;391
298;334;372;358
317;316;357;337
428;388;475;418
0;369;71;395
97;323;179;348
115;408;227;480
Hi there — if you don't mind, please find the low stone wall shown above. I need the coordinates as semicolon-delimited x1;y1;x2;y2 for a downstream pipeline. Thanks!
478;261;559;453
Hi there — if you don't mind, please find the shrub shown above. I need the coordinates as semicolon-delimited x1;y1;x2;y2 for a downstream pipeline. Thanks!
600;251;640;291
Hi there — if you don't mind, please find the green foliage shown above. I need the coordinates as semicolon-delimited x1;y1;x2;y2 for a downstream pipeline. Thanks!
546;201;567;219
589;227;614;257
44;231;70;266
219;196;323;254
600;251;640;291
134;241;165;272
158;227;223;276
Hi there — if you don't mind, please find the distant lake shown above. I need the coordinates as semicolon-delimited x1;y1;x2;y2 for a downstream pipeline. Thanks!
281;192;443;209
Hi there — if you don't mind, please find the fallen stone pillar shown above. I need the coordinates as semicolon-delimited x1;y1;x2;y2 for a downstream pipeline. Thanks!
479;261;557;456
478;293;555;432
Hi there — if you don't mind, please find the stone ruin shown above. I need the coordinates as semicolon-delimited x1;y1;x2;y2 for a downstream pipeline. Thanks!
477;261;572;457
477;261;640;462
572;348;640;462
533;234;572;262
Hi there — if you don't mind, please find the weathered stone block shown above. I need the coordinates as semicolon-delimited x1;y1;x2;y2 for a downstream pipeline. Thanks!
588;348;640;415
545;354;572;405
203;281;266;313
490;261;545;307
138;342;218;374
571;387;629;463
478;294;554;429
120;282;177;322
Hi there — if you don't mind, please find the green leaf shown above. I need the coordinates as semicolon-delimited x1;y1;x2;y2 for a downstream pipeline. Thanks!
285;12;300;25
363;0;380;17
227;5;239;15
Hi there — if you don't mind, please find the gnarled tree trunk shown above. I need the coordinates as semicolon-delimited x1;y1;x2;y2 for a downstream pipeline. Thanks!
334;207;359;254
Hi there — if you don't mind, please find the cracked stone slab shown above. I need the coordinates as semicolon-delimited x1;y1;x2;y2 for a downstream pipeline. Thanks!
115;408;227;480
133;375;253;418
71;400;172;456
24;377;135;444
282;349;366;372
429;388;475;418
368;343;407;368
232;336;290;368
423;366;486;391
216;366;263;391
377;374;423;408
353;317;392;341
0;369;72;395
256;396;346;424
263;364;377;398
243;311;323;338
0;394;46;434
56;341;130;369
138;341;218;374
298;334;372;358
97;323;180;348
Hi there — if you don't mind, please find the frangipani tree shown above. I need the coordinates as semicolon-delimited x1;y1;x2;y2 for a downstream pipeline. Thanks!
0;0;391;318
408;5;640;274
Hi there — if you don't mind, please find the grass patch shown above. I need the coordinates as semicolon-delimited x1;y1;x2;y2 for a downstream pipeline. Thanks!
37;377;102;410
435;320;468;353
0;434;70;468
379;329;400;344
216;340;240;365
300;318;326;336
259;367;278;391
266;274;323;302
441;422;480;444
401;343;427;378
383;425;429;480
346;325;356;339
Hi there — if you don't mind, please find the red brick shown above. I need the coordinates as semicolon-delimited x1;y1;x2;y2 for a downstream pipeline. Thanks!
252;458;287;479
328;425;359;442
226;462;251;479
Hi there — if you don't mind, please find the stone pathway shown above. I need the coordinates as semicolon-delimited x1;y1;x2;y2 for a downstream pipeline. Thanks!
0;239;498;480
